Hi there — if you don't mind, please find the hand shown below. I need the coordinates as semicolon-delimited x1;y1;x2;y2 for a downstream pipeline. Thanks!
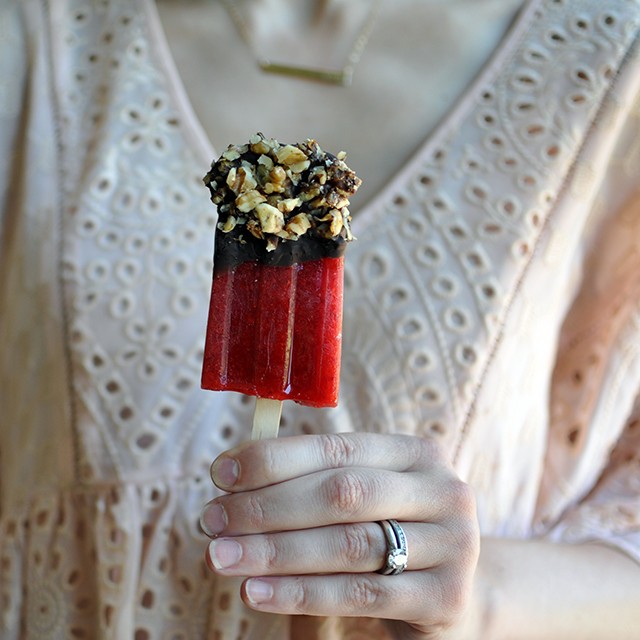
200;433;480;639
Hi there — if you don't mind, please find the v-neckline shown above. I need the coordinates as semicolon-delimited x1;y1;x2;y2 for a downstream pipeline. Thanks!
142;0;541;231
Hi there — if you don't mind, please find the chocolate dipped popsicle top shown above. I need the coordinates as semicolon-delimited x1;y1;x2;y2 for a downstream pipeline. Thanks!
203;133;361;267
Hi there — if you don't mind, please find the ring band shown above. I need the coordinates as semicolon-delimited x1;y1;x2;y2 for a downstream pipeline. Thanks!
377;519;408;576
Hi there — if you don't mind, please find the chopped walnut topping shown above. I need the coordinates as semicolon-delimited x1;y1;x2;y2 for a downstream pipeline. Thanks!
220;215;237;232
275;144;308;167
256;203;284;234
204;132;361;250
286;213;312;236
236;189;267;213
278;198;302;214
226;166;257;194
258;154;274;170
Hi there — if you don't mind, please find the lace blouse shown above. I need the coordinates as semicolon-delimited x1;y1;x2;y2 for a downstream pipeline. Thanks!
1;0;639;638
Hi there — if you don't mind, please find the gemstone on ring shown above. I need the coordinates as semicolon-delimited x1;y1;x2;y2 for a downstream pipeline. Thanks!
388;548;408;572
377;519;408;576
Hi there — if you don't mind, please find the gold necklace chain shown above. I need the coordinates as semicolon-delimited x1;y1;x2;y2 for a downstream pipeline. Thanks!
219;0;382;86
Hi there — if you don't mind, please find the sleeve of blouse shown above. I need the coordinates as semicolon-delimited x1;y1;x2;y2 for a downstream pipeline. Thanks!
546;399;640;564
0;1;28;247
540;73;640;563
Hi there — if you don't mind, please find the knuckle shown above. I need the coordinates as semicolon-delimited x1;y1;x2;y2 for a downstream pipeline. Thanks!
346;575;383;612
257;442;280;482
446;479;476;516
318;433;359;469
439;520;479;569
242;493;268;530
417;435;440;459
262;534;281;572
291;577;315;614
339;524;375;565
415;435;447;466
324;471;372;518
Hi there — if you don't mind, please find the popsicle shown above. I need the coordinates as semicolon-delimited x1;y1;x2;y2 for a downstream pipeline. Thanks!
201;133;361;438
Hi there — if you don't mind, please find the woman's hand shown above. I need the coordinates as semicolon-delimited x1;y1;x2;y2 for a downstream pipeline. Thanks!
200;433;480;639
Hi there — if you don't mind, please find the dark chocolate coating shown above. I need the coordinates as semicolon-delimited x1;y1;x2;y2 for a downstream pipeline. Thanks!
214;227;346;269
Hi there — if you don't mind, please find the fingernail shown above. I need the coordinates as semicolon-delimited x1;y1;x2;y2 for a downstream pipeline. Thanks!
200;502;227;537
245;579;274;605
211;457;239;488
209;538;243;570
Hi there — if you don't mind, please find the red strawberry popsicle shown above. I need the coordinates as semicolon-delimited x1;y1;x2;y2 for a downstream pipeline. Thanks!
201;134;361;438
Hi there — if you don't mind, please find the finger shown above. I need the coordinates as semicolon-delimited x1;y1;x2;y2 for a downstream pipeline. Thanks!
201;466;452;537
206;522;466;577
210;433;448;492
239;571;468;629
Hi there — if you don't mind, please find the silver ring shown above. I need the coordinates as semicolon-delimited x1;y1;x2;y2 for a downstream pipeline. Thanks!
377;519;408;576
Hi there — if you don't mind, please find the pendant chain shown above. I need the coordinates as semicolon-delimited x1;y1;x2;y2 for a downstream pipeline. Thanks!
219;0;382;86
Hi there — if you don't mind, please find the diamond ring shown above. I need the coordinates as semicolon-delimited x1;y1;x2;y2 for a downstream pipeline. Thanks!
377;519;408;576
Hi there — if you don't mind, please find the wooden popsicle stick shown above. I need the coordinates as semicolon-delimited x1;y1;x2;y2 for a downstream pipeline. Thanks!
251;398;283;440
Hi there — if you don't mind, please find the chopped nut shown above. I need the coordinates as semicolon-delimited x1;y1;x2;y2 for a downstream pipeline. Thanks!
264;181;284;194
277;198;302;214
255;203;284;234
289;160;310;174
337;151;347;161
286;213;312;236
310;166;327;184
325;190;349;209
266;236;279;252
318;209;344;236
236;189;266;213
329;211;343;236
275;228;295;240
246;219;263;239
224;166;258;195
269;165;287;185
342;210;354;241
226;167;238;190
250;133;276;155
275;144;309;167
299;185;322;202
239;166;258;192
289;172;301;187
218;215;237;232
257;154;274;170
203;133;361;246
222;148;241;161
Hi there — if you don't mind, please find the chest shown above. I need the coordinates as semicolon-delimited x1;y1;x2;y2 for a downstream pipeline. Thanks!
154;0;526;208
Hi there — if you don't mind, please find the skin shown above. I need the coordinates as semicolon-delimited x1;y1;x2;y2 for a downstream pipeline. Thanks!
201;433;478;638
199;433;640;639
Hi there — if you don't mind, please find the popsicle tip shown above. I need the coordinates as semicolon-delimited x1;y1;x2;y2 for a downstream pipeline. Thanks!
203;133;361;251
